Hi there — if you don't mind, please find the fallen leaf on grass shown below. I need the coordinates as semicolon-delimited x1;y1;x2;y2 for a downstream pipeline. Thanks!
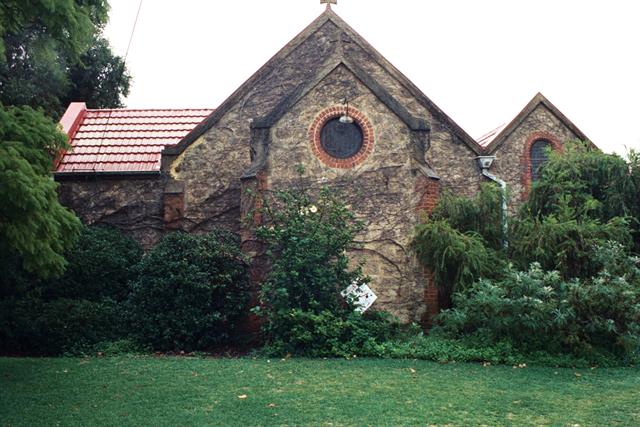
575;373;582;378
267;403;277;408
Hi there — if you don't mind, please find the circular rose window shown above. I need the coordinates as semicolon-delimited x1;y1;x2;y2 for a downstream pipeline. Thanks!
309;106;374;169
320;118;363;159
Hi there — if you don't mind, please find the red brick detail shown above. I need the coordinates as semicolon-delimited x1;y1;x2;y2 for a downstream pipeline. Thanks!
415;175;442;328
520;131;563;200
239;171;271;338
163;192;184;230
415;175;441;216
308;106;374;168
421;270;440;329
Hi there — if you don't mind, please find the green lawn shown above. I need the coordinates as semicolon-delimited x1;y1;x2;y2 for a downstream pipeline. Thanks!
1;357;639;426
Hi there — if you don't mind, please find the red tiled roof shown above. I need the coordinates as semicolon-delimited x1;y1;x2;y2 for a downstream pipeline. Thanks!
56;103;213;173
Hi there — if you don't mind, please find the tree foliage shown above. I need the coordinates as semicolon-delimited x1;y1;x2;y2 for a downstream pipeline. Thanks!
0;104;81;278
0;0;130;118
523;141;640;253
430;183;504;251
62;35;130;110
412;219;494;309
411;184;506;308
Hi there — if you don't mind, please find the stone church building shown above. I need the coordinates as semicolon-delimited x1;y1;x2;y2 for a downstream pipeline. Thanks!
55;7;589;325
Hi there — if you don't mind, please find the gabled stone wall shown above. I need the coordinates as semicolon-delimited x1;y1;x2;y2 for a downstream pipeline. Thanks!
489;104;582;210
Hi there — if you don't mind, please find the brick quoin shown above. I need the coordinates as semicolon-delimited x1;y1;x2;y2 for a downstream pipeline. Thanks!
308;105;374;168
240;171;270;337
415;175;441;328
163;192;184;230
521;131;562;200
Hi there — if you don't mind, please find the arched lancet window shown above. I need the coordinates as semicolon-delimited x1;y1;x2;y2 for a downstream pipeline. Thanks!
530;139;551;181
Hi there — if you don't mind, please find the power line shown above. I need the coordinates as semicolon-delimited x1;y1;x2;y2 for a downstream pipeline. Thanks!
124;0;144;63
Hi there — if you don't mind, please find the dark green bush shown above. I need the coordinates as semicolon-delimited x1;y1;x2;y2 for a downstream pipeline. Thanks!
261;310;402;358
511;201;631;279
431;183;504;250
0;225;140;355
434;242;640;360
563;242;640;355
411;219;498;309
127;230;250;352
524;142;640;252
44;225;143;301
411;184;507;309
0;296;120;355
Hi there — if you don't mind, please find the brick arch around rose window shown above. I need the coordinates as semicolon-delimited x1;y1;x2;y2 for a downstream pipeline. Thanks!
308;105;374;169
521;131;563;199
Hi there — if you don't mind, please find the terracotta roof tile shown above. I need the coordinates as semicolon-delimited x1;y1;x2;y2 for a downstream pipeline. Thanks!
56;104;214;174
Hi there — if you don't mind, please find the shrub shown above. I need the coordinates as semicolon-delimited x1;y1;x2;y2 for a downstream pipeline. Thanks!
255;183;399;355
0;296;120;355
511;201;631;279
44;225;143;301
127;230;250;352
412;184;507;309
0;225;140;355
434;263;569;352
430;183;504;250
525;141;640;253
434;242;640;360
411;219;497;309
262;310;402;358
370;335;628;367
563;242;640;356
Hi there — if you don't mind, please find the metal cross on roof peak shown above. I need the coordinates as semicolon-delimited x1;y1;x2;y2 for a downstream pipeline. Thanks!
321;0;337;9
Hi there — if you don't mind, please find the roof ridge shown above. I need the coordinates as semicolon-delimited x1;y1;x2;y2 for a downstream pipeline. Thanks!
86;108;214;112
483;93;591;153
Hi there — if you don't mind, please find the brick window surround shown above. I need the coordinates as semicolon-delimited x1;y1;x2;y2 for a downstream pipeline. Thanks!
521;131;562;199
308;105;374;169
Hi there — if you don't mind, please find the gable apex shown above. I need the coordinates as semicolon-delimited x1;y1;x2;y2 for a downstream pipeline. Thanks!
483;92;591;154
166;8;482;157
251;60;429;132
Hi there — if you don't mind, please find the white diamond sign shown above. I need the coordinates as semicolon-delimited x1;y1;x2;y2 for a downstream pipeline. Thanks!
341;283;377;313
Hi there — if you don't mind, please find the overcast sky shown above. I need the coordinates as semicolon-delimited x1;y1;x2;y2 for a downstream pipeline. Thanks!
103;0;640;156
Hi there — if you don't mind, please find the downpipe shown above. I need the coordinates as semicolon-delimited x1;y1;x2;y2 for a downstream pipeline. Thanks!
475;156;509;250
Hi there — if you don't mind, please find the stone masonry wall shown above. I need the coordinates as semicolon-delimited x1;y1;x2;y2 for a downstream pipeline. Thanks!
267;65;454;323
57;176;164;248
167;21;343;236
490;104;581;210
167;18;484;323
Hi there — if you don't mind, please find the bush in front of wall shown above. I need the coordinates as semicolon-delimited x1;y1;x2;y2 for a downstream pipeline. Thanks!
0;293;121;355
127;230;250;352
0;225;141;355
261;309;403;358
255;182;402;356
433;242;640;360
411;219;497;310
44;225;143;301
411;184;507;309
